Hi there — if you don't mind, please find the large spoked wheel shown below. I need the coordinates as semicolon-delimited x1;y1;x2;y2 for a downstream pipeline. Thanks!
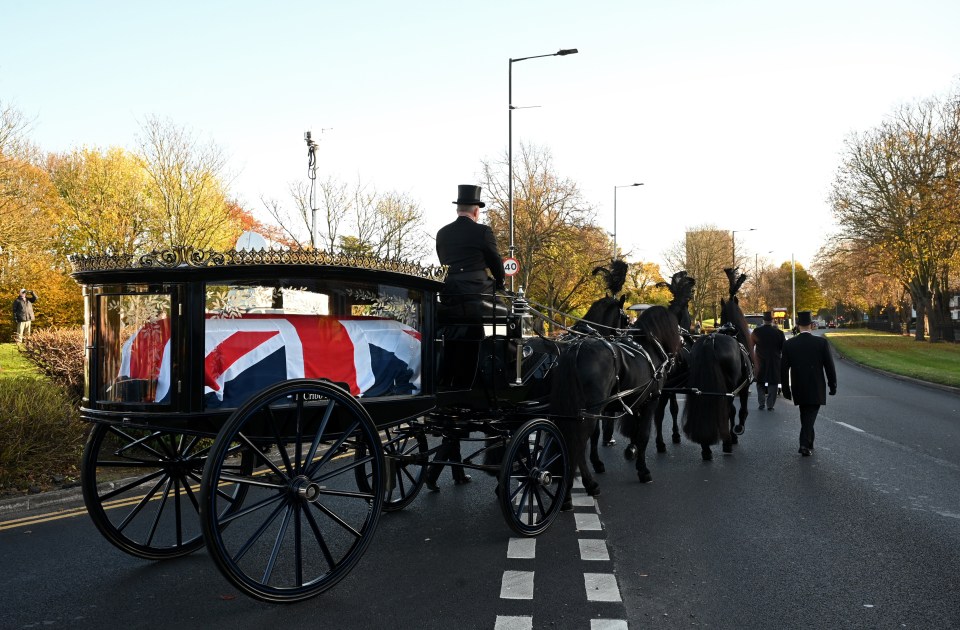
200;379;384;603
497;418;570;537
81;423;251;560
355;422;427;512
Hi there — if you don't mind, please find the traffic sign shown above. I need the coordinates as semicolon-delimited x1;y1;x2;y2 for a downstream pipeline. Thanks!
503;257;519;276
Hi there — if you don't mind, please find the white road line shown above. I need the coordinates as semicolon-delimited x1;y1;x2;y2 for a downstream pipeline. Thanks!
584;573;622;602
572;494;596;507
507;537;536;559
591;620;629;630
837;421;865;433
495;615;532;630
575;512;603;531
500;570;535;599
578;538;610;561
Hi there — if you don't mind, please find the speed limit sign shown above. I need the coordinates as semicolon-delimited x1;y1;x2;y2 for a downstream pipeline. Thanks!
502;257;519;276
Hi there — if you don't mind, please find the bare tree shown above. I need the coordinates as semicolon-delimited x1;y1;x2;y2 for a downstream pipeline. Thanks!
137;116;240;250
829;85;960;341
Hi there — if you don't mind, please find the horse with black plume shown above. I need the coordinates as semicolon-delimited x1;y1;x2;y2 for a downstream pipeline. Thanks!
549;265;681;505
652;271;697;453
681;268;755;460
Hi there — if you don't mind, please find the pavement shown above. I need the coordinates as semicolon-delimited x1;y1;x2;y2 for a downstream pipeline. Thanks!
0;483;86;518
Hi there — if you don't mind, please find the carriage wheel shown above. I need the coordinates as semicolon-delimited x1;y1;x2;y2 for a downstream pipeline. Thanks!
355;422;427;512
200;379;384;603
497;418;570;537
81;423;251;560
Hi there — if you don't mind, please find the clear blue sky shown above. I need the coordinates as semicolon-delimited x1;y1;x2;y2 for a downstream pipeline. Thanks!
3;0;959;272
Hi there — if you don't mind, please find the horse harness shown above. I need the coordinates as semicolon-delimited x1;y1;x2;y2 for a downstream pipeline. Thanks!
577;331;674;422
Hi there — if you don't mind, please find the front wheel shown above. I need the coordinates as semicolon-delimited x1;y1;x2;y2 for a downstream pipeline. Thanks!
200;380;384;603
498;419;570;537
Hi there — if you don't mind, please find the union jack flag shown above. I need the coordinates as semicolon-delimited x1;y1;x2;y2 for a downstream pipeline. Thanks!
117;314;422;407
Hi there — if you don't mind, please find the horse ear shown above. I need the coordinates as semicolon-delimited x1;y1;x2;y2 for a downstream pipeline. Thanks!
618;295;626;308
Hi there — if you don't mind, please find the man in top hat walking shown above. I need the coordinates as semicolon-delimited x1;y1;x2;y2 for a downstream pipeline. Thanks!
780;311;837;456
751;311;785;411
427;185;505;489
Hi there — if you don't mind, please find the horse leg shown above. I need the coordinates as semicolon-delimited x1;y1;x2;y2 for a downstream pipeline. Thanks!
670;393;682;444
654;396;668;453
634;404;655;483
589;420;605;474
728;398;739;445
701;443;713;461
737;387;749;434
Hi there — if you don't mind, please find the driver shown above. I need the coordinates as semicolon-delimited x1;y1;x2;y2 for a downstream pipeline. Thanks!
428;185;505;489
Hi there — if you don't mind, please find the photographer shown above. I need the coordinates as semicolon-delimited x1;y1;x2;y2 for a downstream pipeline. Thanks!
12;288;38;343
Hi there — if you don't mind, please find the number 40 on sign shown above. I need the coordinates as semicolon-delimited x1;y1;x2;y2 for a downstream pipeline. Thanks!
502;257;519;276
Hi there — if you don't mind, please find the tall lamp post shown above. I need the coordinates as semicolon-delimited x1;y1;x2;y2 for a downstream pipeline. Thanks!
613;183;643;258
508;48;578;289
731;228;756;268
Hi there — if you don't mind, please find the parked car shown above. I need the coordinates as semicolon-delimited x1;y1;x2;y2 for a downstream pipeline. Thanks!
827;321;837;328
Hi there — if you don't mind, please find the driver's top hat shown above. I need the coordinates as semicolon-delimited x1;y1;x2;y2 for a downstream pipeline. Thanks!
453;185;485;208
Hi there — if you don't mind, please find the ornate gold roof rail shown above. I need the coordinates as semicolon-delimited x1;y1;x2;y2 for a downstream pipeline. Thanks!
69;246;447;281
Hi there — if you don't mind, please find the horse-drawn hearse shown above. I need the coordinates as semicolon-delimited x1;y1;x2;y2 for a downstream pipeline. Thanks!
70;245;577;603
69;245;755;603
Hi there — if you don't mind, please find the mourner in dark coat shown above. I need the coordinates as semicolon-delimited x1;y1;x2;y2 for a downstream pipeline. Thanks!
427;184;505;489
750;311;785;411
780;311;837;456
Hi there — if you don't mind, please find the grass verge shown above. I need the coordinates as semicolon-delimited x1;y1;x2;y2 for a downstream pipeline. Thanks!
826;330;960;389
0;343;42;380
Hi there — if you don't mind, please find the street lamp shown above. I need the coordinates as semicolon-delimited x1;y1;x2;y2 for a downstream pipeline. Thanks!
731;228;756;268
613;183;643;258
508;47;578;289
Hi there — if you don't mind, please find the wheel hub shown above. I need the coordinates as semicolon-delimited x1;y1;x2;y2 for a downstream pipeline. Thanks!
532;469;552;486
291;476;321;502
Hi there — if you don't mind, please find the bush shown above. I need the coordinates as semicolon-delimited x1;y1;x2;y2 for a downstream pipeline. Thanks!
0;377;86;493
19;327;85;402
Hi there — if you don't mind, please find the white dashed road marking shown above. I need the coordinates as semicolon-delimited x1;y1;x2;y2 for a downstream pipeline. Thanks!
584;572;622;602
837;421;865;433
500;570;534;599
494;615;533;630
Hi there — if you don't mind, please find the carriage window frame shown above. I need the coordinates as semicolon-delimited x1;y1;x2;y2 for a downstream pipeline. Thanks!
201;277;426;411
94;284;176;407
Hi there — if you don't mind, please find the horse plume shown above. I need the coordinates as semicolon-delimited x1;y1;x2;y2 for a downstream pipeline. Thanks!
592;259;628;296
724;267;748;299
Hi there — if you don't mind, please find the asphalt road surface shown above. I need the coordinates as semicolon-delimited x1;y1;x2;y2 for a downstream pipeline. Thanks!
2;337;958;629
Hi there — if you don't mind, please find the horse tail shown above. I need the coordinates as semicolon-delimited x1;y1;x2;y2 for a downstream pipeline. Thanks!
682;336;726;445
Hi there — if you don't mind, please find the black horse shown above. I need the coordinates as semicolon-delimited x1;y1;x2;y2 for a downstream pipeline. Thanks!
550;305;681;507
651;271;696;454
681;269;755;460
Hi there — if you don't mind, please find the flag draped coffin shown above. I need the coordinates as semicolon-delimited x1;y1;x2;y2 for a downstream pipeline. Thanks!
117;314;422;407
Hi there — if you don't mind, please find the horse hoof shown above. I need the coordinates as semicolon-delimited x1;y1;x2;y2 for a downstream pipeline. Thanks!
656;443;667;454
638;472;653;483
585;481;601;496
672;435;681;444
702;451;713;461
624;445;637;461
560;500;574;512
722;443;733;454
592;462;606;474
730;434;739;445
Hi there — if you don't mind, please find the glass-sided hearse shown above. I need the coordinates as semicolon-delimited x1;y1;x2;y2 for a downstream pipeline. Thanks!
70;246;570;602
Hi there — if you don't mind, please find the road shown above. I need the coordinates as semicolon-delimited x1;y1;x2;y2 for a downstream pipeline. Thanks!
2;336;959;629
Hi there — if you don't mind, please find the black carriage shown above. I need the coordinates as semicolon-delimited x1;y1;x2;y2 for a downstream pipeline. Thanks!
70;246;570;602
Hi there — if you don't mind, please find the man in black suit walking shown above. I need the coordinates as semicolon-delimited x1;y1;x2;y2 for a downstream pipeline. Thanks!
780;311;837;456
427;185;505;489
751;311;785;411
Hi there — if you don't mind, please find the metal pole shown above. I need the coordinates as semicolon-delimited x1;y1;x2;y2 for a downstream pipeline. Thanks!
613;185;617;258
508;59;514;291
791;253;797;329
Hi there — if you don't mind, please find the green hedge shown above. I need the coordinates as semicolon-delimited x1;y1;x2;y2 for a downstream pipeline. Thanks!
0;377;86;493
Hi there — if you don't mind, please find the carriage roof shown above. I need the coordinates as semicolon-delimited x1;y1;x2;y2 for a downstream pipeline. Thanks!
68;246;447;291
